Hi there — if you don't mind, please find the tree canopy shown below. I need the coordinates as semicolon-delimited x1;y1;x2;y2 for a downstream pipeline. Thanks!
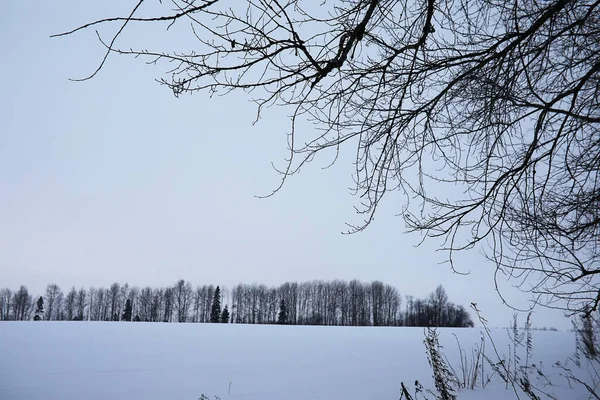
56;0;600;315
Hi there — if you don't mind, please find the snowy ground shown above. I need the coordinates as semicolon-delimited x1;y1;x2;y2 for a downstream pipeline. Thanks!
0;322;594;400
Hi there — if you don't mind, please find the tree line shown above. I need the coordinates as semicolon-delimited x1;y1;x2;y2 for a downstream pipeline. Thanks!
0;280;473;327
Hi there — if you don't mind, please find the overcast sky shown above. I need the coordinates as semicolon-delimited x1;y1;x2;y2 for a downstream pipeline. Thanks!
0;1;572;329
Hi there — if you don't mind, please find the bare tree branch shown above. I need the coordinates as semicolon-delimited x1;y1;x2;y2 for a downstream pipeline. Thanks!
56;0;600;315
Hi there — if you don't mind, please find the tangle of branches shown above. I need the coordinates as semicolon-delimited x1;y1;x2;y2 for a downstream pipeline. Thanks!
55;0;600;316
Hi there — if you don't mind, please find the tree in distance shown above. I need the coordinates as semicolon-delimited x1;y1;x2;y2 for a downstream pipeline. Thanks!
221;304;230;323
210;286;222;323
277;299;288;325
122;299;133;322
34;297;44;321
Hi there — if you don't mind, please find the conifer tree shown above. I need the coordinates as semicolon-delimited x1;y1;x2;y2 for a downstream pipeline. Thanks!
34;296;44;321
277;299;288;325
122;299;132;322
221;304;230;323
210;286;221;323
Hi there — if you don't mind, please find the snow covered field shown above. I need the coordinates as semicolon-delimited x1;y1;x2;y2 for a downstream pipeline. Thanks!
0;322;593;400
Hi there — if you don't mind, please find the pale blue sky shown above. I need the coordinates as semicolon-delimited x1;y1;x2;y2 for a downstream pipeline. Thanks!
0;1;570;329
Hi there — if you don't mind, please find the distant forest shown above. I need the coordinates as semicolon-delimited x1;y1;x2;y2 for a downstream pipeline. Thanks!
0;280;474;327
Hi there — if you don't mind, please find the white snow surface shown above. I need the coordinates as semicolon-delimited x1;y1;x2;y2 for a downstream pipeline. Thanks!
0;322;594;400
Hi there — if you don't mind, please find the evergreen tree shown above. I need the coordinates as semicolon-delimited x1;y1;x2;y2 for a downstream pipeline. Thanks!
210;286;221;323
34;296;44;321
122;299;132;322
221;304;230;323
277;299;288;325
